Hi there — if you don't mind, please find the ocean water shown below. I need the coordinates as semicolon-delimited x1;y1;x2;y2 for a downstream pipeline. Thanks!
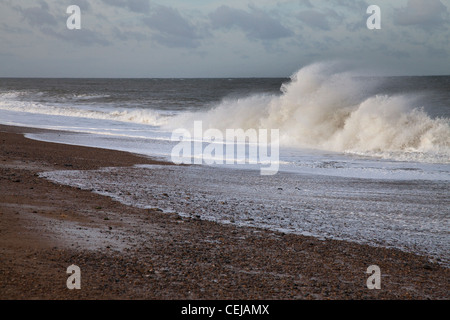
1;63;449;263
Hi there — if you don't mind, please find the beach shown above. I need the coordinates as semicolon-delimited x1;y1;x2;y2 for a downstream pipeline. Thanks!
0;124;448;300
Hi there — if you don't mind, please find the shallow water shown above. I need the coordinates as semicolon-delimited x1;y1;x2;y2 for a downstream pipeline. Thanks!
40;164;450;265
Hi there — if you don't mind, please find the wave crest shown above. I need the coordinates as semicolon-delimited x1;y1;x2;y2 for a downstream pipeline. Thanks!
169;63;450;163
0;95;169;127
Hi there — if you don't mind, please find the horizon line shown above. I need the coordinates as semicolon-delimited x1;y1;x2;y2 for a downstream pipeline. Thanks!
1;74;450;79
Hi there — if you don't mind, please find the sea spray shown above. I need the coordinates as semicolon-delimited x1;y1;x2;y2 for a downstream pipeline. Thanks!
0;93;170;127
167;63;450;163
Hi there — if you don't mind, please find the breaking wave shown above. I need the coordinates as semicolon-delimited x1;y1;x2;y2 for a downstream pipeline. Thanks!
168;63;450;163
0;93;169;127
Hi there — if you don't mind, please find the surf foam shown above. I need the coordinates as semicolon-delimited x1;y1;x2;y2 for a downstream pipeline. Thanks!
0;92;169;127
168;63;450;163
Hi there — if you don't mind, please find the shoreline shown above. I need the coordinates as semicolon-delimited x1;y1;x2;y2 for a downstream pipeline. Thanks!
0;124;448;299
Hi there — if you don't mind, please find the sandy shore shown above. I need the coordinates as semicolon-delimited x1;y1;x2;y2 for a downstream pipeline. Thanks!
0;124;448;300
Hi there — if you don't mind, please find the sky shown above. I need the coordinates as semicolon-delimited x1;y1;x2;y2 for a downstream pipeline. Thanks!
0;0;449;78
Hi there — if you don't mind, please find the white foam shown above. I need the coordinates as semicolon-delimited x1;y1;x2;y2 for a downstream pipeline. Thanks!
0;94;170;127
167;63;450;164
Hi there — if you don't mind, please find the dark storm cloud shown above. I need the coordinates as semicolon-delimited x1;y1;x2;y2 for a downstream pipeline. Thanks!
298;0;313;8
0;22;28;34
394;0;449;29
209;5;293;40
101;0;150;13
11;0;110;47
70;0;91;11
17;0;57;27
143;5;201;48
297;10;331;30
334;0;360;9
0;0;449;77
297;8;341;31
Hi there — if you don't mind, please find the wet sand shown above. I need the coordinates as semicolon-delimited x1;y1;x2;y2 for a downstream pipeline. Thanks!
0;124;448;300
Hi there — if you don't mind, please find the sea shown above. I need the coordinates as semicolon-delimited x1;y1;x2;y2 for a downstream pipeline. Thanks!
0;63;449;264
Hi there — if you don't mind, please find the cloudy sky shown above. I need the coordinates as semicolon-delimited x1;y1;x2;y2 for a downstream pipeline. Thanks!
0;0;449;77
